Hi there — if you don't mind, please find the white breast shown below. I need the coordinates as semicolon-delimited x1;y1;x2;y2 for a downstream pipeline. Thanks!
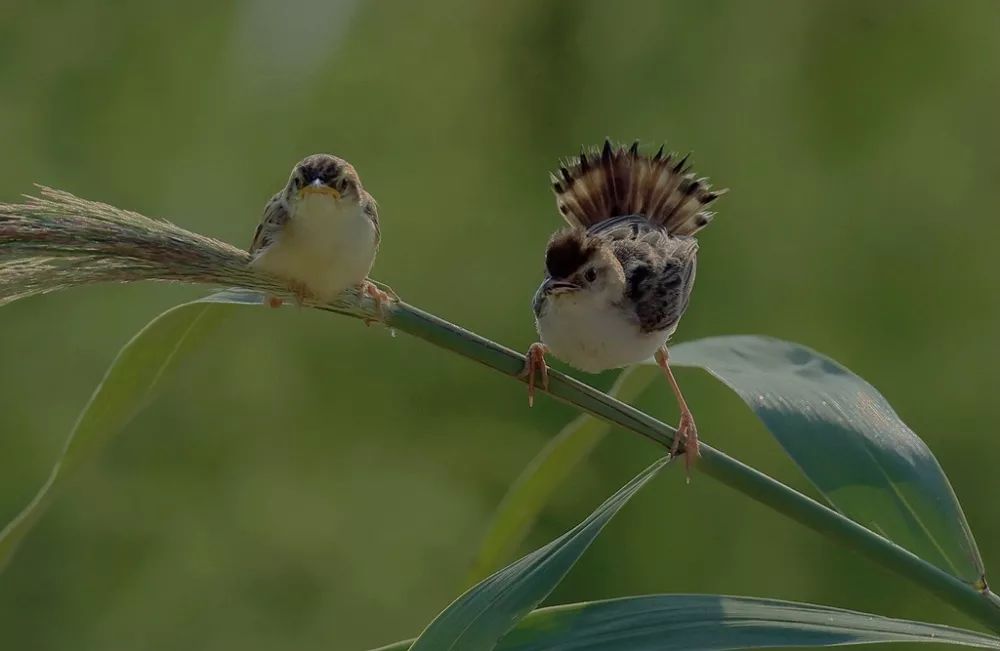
251;195;377;302
536;292;671;373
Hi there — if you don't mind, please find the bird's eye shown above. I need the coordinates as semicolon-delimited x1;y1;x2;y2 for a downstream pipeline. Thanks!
585;268;597;282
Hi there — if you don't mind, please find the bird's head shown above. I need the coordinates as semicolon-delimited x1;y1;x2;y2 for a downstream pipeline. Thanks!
285;153;362;206
540;228;624;302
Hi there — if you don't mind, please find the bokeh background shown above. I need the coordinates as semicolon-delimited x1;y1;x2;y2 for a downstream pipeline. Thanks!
2;1;999;649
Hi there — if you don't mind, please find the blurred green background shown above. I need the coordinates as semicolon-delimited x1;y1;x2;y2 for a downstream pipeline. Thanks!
2;1;999;649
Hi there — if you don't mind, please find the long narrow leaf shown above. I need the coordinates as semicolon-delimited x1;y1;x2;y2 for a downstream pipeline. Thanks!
0;289;264;569
374;595;1000;651
409;456;671;651
667;335;984;585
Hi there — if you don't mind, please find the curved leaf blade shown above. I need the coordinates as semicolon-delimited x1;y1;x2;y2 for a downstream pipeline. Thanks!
667;335;983;584
375;595;1000;651
0;289;264;570
503;594;1000;650
410;456;671;651
466;365;661;584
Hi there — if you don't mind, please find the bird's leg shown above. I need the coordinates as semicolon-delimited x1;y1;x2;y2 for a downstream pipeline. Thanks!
288;280;312;307
518;343;550;407
360;279;398;325
655;346;700;475
266;281;311;309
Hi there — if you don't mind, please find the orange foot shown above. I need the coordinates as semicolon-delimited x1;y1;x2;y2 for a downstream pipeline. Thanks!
265;281;313;309
360;279;398;325
518;342;549;407
673;409;701;477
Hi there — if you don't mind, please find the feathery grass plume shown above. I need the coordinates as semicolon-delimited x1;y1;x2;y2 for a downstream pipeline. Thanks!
0;186;375;318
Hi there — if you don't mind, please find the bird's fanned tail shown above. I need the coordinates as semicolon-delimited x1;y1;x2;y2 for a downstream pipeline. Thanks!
550;139;725;236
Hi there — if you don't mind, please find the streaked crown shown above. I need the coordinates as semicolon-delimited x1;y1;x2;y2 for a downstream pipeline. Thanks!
286;153;362;201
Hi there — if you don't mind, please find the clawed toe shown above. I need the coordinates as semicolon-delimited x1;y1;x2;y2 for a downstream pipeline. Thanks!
361;280;398;323
673;411;701;477
519;343;549;407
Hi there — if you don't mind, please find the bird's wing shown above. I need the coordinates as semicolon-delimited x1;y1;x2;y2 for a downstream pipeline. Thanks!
249;193;290;255
614;233;699;334
361;192;380;244
586;214;660;240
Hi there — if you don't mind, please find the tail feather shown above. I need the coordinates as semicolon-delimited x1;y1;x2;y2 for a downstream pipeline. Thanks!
551;139;725;236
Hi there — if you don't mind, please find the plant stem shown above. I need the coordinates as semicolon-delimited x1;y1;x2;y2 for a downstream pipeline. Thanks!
370;301;1000;634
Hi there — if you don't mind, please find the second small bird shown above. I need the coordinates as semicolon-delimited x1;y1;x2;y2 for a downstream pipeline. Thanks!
250;153;392;312
524;140;724;470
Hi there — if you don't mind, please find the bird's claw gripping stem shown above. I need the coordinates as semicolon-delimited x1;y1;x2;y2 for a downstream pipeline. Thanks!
361;279;397;325
519;343;549;407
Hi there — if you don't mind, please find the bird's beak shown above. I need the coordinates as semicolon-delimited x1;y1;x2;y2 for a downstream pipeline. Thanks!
299;178;341;200
541;278;581;295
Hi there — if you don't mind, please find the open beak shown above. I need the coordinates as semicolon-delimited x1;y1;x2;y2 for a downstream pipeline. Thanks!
541;278;581;296
299;178;341;200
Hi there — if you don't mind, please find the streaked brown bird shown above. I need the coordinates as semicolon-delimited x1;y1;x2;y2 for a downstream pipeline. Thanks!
249;153;393;312
523;140;725;471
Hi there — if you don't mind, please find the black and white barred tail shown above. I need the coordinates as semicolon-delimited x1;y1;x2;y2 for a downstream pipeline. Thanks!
550;139;725;236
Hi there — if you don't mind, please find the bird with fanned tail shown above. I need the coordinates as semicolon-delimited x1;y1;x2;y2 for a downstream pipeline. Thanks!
522;139;726;472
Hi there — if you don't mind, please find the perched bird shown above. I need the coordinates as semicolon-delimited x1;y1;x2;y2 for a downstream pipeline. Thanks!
249;153;393;313
523;140;724;470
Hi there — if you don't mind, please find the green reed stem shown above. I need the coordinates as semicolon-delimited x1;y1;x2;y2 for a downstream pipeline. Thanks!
361;301;1000;634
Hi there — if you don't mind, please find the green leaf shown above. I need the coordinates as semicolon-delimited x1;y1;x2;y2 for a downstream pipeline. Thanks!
0;289;265;570
667;335;984;585
373;594;1000;651
409;456;671;651
466;364;661;584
